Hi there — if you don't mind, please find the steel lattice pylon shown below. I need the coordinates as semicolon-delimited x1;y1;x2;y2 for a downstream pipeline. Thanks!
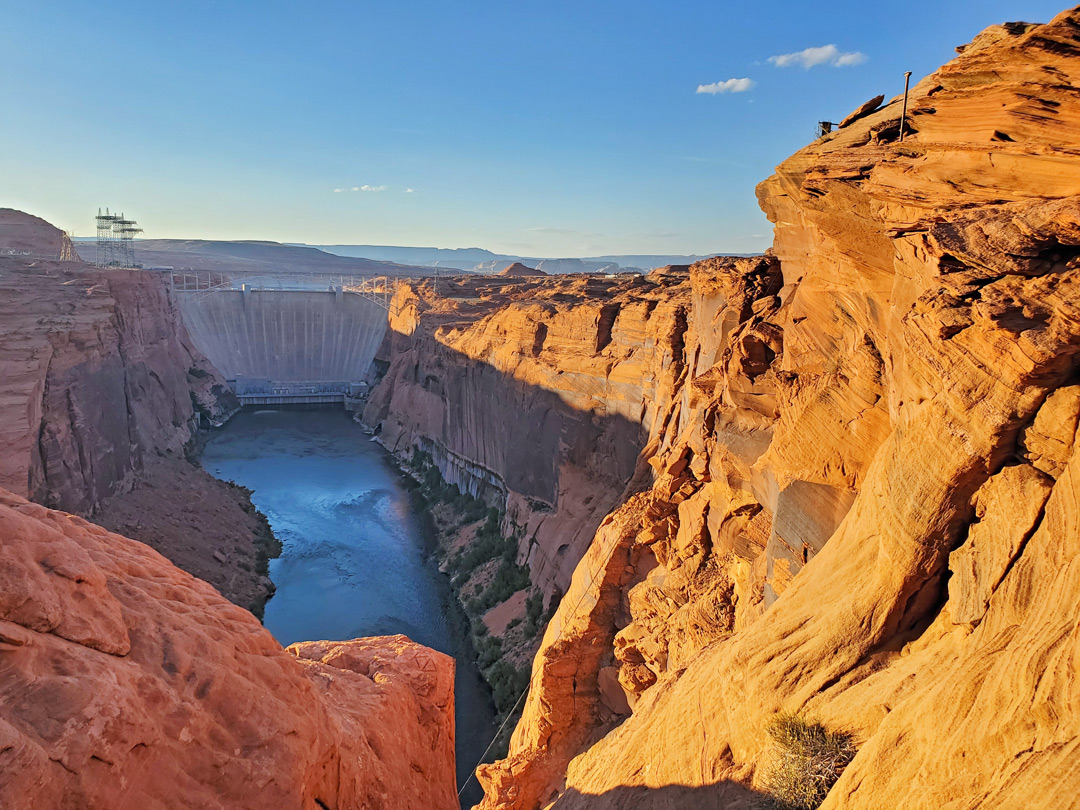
94;208;140;267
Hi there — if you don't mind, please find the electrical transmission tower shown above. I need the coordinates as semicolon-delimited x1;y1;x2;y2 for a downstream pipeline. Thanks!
94;208;141;267
115;216;142;266
96;209;119;266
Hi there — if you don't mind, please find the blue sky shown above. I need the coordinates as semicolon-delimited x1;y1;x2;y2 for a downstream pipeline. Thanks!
0;1;1069;256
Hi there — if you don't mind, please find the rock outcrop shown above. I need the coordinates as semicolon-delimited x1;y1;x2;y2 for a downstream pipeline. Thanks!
496;262;547;277
0;487;457;809
473;8;1080;808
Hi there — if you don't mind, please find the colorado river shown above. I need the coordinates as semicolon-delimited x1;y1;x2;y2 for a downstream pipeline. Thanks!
201;409;496;806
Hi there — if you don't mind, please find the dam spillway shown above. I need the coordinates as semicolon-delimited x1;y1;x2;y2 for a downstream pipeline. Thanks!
175;285;389;404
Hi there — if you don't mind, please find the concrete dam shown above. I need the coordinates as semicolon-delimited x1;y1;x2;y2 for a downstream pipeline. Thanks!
173;274;393;405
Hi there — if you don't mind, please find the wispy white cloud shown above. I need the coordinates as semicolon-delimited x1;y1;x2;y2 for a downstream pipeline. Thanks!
696;77;755;95
333;188;345;192
357;184;387;192
768;44;866;69
833;51;867;67
404;187;417;193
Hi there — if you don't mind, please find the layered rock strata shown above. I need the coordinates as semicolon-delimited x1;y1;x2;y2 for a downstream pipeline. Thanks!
0;213;280;611
0;488;457;809
476;9;1080;808
0;248;236;513
365;271;695;602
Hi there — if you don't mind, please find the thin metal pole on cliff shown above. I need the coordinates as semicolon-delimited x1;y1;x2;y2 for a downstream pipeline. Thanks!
899;71;913;142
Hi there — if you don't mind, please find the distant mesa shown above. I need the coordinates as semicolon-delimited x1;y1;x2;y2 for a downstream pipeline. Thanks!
128;238;427;276
305;244;742;275
497;261;547;277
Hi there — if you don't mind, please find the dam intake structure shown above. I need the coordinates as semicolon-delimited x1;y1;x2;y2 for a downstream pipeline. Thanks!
170;270;397;406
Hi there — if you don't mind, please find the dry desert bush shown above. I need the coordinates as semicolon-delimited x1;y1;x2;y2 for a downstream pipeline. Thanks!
760;712;857;810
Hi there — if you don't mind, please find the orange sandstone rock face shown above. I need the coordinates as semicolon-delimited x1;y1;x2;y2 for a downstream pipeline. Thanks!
0;488;457;810
366;272;693;600
0;248;237;513
478;9;1080;809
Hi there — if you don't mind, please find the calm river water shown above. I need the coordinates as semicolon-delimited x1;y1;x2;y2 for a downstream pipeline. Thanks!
201;409;495;806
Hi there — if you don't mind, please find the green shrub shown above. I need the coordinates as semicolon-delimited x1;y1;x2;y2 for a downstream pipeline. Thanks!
485;660;530;716
524;591;544;635
761;713;856;810
474;634;503;669
477;560;529;611
451;513;515;575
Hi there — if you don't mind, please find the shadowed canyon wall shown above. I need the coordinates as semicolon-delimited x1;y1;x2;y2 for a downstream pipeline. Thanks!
0;227;285;611
459;10;1080;809
0;244;237;514
365;271;697;600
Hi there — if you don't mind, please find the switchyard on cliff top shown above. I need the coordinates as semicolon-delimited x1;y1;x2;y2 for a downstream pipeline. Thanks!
94;208;141;267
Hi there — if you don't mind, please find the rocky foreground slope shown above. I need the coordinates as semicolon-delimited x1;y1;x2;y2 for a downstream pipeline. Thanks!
0;488;457;809
385;10;1080;809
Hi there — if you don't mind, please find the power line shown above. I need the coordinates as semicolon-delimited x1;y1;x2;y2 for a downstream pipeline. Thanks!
457;512;633;798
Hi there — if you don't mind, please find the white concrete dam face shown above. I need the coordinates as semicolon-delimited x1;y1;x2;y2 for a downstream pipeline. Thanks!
177;290;388;382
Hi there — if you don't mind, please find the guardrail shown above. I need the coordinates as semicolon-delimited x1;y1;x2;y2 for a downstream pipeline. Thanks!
167;269;398;311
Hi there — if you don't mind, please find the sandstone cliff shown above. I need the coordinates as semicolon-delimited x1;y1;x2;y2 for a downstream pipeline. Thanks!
0;213;282;612
0;487;457;809
0;240;236;512
366;271;693;600
472;9;1080;808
